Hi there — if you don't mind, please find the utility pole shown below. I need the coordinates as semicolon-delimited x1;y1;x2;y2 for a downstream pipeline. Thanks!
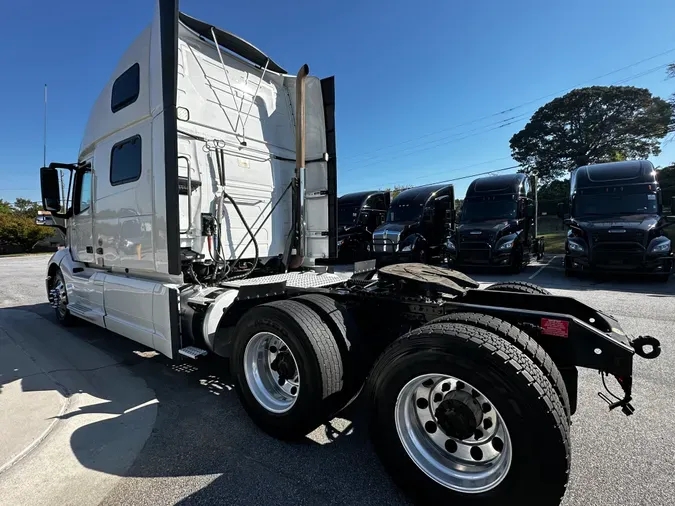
532;172;539;238
43;84;47;167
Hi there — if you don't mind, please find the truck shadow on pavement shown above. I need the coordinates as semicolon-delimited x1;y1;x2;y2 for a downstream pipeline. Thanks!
3;303;409;506
467;259;675;297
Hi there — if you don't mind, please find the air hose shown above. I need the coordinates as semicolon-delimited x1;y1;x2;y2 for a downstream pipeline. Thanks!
219;191;259;281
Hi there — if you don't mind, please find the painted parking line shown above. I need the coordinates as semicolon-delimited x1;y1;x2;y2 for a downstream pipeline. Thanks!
529;255;560;280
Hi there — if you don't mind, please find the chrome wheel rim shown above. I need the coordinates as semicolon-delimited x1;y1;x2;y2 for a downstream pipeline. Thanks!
395;373;512;494
243;332;300;413
53;276;68;318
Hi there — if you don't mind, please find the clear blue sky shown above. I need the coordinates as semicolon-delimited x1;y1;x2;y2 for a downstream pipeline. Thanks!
2;0;675;203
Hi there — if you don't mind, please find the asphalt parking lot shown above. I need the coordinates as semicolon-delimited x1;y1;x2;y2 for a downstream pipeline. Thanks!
1;254;674;505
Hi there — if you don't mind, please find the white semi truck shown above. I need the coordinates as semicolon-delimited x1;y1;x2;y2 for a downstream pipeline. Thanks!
39;2;661;504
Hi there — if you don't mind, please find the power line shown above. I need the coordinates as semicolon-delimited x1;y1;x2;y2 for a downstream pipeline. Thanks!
345;115;525;172
341;47;675;165
341;59;675;184
405;165;522;188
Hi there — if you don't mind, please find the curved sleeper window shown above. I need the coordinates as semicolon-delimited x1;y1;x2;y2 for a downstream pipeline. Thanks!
111;63;140;113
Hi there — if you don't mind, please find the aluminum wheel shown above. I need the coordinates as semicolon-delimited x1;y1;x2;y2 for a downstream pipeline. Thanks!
395;373;512;494
52;274;68;319
243;332;300;413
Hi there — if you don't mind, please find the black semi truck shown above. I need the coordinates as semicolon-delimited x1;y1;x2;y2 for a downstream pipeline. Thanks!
561;160;675;279
372;183;454;264
337;190;390;261
448;173;544;272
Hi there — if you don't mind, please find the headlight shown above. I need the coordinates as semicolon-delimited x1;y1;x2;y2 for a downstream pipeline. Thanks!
650;239;671;254
446;239;456;251
568;240;584;252
498;239;514;250
400;244;412;252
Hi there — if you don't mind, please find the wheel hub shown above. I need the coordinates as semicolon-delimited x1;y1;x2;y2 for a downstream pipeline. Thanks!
435;390;483;440
243;332;300;414
272;351;297;382
394;373;512;494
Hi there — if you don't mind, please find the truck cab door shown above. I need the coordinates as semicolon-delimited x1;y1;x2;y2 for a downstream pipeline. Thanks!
70;165;95;263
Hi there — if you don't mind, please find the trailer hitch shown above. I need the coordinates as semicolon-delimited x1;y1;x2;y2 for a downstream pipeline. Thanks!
630;335;661;360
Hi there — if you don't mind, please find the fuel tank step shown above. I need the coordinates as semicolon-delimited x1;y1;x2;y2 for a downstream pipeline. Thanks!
178;346;208;359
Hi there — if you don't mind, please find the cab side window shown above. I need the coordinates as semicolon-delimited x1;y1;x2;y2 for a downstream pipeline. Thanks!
366;194;387;210
110;136;142;186
524;178;533;200
74;170;92;215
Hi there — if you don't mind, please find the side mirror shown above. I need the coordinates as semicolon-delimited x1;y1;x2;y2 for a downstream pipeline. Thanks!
40;167;62;212
358;212;369;226
557;202;565;219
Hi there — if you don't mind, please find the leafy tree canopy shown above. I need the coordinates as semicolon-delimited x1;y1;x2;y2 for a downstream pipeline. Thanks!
510;86;672;182
385;185;412;199
11;198;41;218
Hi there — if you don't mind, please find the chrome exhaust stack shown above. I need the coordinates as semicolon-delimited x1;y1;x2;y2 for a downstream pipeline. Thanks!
286;64;309;270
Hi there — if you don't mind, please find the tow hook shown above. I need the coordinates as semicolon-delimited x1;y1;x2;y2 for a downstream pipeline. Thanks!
630;335;661;359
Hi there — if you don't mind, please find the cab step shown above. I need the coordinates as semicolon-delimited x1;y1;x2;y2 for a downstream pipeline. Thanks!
178;346;208;359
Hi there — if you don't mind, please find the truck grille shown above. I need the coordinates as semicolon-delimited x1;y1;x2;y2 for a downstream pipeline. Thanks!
458;242;491;264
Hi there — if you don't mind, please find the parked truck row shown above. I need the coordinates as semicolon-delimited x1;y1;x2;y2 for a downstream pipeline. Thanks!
340;162;674;279
39;2;664;504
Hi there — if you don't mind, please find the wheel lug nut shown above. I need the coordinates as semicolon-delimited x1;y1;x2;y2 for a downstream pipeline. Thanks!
456;381;465;390
483;418;493;430
416;398;429;409
424;421;437;434
433;393;442;403
441;383;450;392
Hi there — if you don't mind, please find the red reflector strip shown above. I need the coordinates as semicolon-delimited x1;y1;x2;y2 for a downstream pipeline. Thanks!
541;318;569;338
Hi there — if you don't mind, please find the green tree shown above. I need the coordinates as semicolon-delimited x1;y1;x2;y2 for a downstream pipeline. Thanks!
510;86;672;182
0;213;53;252
537;179;570;202
12;198;41;218
658;164;675;206
667;64;675;133
385;185;412;200
0;199;11;214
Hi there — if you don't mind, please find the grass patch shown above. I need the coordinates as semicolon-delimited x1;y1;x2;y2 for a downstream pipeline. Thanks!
540;232;566;254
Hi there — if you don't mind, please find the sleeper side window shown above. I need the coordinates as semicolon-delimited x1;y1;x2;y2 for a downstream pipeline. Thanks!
111;63;140;113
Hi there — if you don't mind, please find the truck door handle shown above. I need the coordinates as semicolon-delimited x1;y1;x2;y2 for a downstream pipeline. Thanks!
96;248;103;255
86;246;93;254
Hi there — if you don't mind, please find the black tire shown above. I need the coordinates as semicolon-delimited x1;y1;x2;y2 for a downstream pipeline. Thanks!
428;312;571;419
416;248;427;264
231;300;343;439
485;281;551;295
368;323;570;505
291;294;365;401
50;269;76;326
509;248;524;274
